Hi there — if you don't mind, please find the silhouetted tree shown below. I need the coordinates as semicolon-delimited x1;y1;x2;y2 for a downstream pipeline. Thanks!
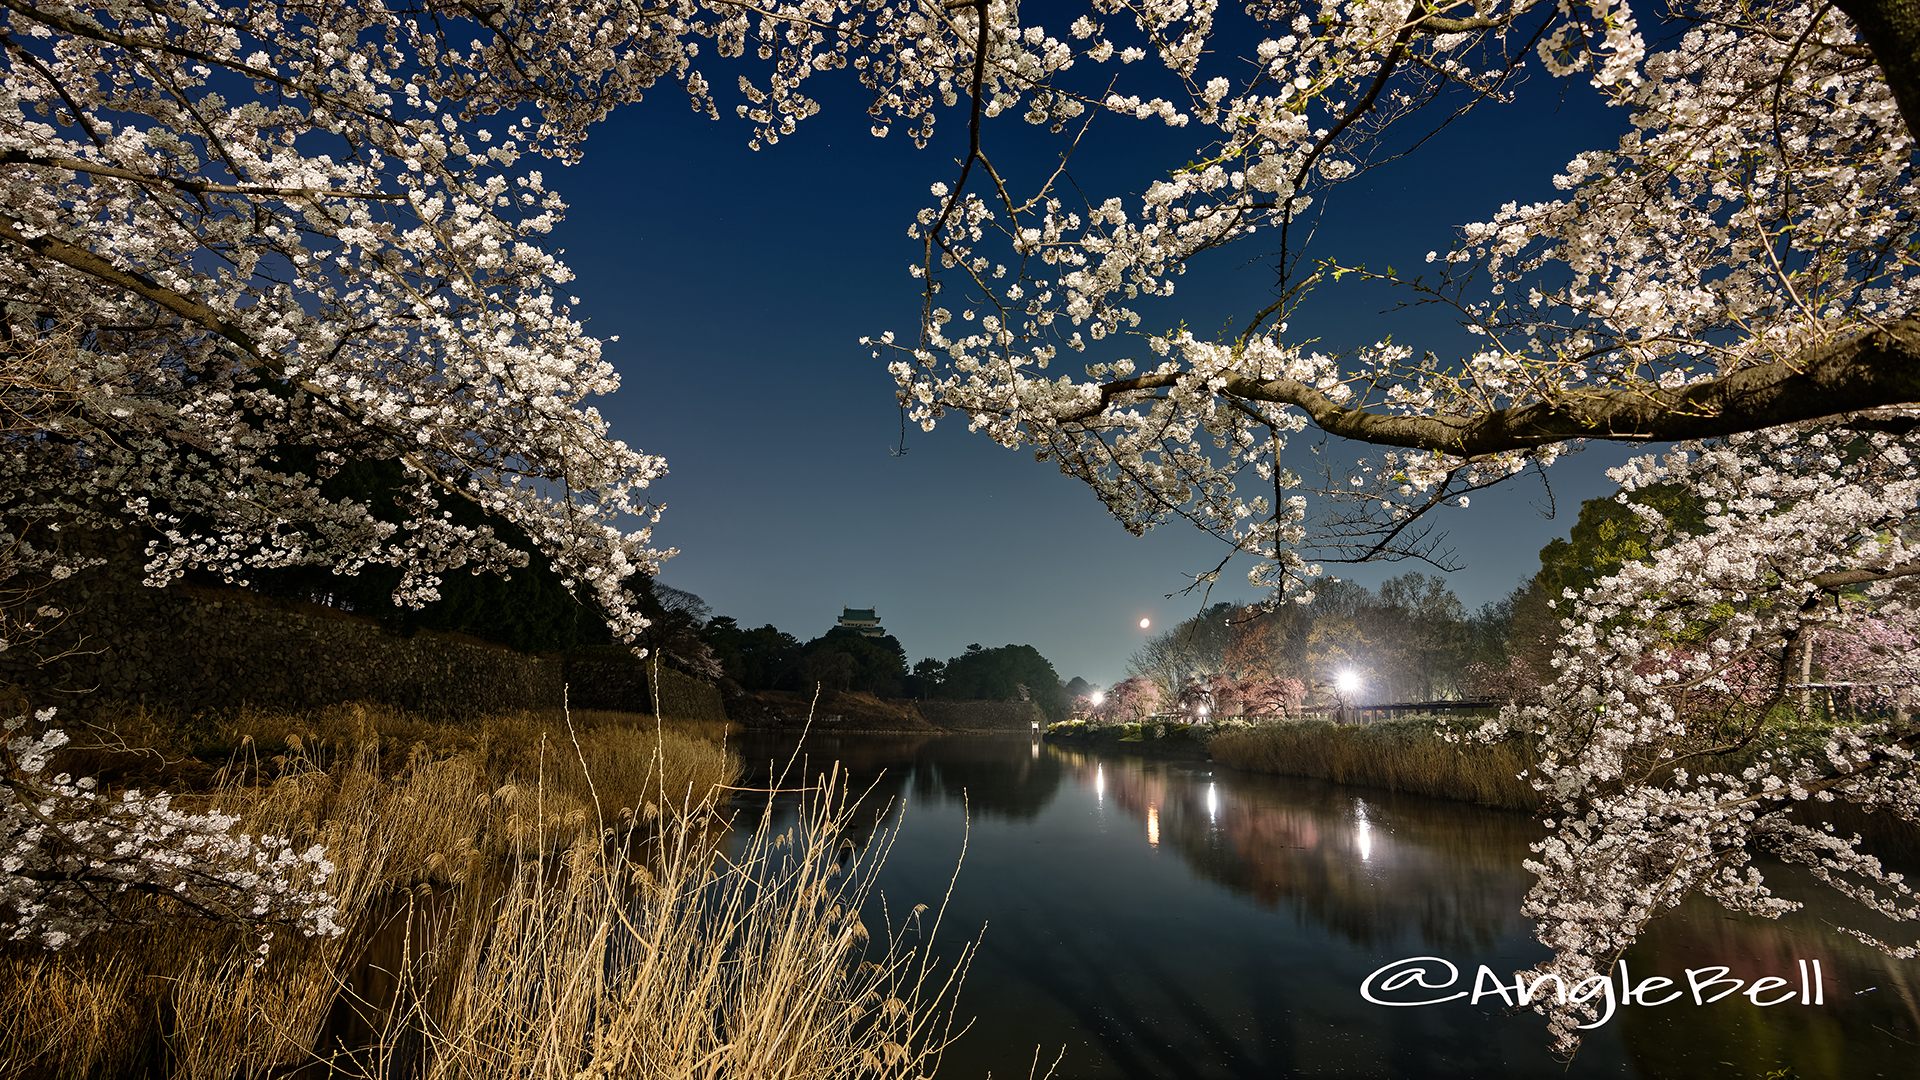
904;657;946;699
703;619;804;691
936;643;1066;719
800;627;908;696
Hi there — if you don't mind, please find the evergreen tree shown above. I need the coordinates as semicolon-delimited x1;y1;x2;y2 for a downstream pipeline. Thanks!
937;644;1066;719
800;627;908;695
703;619;804;692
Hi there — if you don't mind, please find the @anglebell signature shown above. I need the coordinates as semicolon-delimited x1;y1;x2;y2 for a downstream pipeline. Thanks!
1360;955;1829;1029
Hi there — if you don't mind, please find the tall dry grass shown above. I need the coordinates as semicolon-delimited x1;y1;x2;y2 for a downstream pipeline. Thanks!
1;702;966;1080
406;767;967;1080
1207;717;1539;811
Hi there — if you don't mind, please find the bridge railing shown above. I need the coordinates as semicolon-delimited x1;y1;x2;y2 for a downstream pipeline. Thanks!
1128;699;1506;727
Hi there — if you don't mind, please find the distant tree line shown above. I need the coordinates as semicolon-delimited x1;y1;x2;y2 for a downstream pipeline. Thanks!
205;460;1033;698
702;619;1068;718
219;457;1696;727
239;507;1079;710
1119;572;1513;718
1113;487;1719;722
222;450;1676;721
701;620;909;697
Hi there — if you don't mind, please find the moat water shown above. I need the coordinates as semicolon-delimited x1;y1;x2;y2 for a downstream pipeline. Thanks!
730;731;1919;1080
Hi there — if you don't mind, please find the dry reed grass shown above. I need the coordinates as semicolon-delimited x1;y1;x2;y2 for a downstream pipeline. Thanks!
1;702;964;1080
400;767;968;1080
1207;717;1539;811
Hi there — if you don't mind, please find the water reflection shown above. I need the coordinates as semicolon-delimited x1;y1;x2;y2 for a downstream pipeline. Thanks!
1046;746;1534;956
733;733;1920;1079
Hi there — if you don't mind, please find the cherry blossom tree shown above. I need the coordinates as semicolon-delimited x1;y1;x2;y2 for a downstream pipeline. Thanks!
879;0;1916;590
1091;675;1162;722
0;0;699;648
1236;675;1307;718
1811;604;1920;719
1473;431;1920;1049
1174;676;1213;718
1189;671;1306;718
0;0;1042;650
7;0;1920;1043
847;0;1919;1051
0;0;987;949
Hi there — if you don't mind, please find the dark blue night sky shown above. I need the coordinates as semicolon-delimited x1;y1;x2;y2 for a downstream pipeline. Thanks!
547;33;1645;685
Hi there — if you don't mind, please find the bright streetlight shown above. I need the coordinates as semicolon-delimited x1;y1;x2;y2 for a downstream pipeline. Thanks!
1336;671;1360;695
1091;690;1105;706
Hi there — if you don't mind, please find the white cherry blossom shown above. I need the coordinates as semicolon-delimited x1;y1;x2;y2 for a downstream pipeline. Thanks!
2;710;340;951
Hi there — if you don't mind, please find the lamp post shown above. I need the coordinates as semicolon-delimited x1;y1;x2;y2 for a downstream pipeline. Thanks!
1336;670;1361;725
1084;689;1105;724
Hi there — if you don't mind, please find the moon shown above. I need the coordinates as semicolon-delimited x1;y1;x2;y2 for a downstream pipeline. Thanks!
1139;618;1151;629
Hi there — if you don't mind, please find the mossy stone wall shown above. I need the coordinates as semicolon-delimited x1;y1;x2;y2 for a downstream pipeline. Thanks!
5;531;723;721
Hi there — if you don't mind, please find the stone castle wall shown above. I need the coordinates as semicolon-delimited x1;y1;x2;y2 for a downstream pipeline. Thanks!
915;699;1047;731
3;529;723;721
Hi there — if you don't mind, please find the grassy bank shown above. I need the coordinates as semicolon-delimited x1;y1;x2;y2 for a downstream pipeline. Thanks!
2;702;962;1079
1199;714;1920;867
727;689;938;731
1207;717;1536;810
1042;719;1213;760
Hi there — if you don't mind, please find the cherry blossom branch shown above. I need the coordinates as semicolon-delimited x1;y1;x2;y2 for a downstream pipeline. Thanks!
1058;318;1920;454
0;151;410;201
3;711;342;952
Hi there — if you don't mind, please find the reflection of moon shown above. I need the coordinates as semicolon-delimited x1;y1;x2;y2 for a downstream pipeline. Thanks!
1139;618;1151;629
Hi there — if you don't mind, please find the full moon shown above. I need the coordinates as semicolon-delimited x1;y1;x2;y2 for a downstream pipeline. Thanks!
1139;618;1150;629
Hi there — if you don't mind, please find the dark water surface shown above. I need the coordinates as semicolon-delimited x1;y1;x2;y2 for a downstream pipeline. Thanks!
730;732;1919;1080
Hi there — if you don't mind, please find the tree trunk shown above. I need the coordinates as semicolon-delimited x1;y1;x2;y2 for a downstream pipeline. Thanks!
1834;0;1920;143
1800;631;1815;716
